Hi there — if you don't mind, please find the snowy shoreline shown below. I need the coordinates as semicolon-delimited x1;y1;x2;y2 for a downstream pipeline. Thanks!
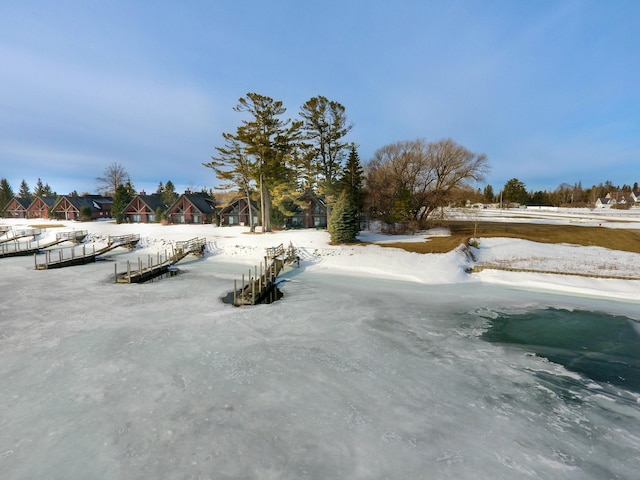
2;212;640;304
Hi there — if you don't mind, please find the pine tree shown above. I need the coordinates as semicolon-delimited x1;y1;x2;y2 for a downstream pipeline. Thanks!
42;183;54;197
0;178;14;211
19;179;31;199
340;144;365;217
112;182;135;224
328;191;359;243
483;184;494;203
206;93;300;232
35;178;45;196
162;180;178;206
300;96;352;224
204;135;257;231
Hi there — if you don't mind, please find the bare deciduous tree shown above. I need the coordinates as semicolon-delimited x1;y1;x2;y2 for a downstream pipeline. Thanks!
96;162;131;196
365;138;488;230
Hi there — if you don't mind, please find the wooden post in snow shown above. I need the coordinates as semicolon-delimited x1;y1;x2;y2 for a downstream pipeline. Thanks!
233;279;237;306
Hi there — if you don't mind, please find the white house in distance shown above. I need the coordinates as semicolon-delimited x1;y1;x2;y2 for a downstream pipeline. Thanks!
595;191;640;209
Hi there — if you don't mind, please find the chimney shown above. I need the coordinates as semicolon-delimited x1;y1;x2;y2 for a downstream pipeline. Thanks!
185;189;191;195
140;190;146;195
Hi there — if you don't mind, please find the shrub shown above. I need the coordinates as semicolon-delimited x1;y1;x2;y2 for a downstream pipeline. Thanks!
79;206;92;221
329;191;359;243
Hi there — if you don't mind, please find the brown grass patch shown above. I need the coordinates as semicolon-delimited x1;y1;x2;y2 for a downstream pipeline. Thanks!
378;221;640;254
30;223;66;229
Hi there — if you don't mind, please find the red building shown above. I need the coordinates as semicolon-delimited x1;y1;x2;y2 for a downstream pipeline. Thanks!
27;196;57;219
51;195;113;220
166;192;216;224
3;197;31;218
122;193;168;223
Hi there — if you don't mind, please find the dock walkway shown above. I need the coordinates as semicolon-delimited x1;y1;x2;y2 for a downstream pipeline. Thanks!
233;243;299;306
0;230;87;259
0;228;42;245
34;233;138;269
115;237;206;283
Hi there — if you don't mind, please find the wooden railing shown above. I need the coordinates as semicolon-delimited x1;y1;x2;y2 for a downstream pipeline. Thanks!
175;237;206;255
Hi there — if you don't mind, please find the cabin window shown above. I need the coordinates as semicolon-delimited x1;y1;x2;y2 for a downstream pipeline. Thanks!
132;214;141;222
193;215;202;223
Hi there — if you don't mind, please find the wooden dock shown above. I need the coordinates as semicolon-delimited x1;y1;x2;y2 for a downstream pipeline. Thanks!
232;243;299;306
114;237;206;283
34;233;139;269
1;237;63;258
57;230;88;244
0;230;88;259
35;243;122;269
107;234;140;249
0;228;42;244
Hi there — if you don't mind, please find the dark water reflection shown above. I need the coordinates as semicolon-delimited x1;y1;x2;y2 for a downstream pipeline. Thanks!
482;308;640;393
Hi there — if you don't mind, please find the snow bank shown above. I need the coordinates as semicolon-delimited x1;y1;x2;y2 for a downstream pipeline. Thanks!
2;215;639;302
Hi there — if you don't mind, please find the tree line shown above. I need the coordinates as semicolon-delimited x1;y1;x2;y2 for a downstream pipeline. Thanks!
0;92;494;240
7;91;634;240
0;177;56;207
479;178;640;208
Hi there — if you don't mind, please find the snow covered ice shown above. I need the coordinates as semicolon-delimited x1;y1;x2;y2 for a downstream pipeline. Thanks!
1;215;640;479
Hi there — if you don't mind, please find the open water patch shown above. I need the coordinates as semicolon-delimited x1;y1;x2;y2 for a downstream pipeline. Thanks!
221;284;283;306
482;308;640;393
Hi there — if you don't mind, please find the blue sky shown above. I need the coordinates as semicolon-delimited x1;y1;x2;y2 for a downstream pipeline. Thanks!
1;0;639;196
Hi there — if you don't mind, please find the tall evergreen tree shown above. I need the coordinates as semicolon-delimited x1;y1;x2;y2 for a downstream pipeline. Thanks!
210;93;300;232
19;179;31;199
162;180;179;206
300;96;352;224
340;144;365;218
112;182;135;223
204;135;257;231
328;190;359;243
34;178;45;196
0;178;14;211
483;184;494;203
502;178;528;205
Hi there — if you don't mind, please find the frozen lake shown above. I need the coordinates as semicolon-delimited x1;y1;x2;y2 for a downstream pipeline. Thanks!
0;249;640;479
1;251;640;479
